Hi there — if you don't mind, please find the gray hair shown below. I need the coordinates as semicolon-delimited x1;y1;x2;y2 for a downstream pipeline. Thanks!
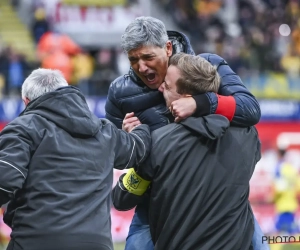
21;68;68;101
121;16;169;53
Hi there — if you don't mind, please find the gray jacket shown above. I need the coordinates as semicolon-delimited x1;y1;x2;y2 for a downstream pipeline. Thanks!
0;86;151;250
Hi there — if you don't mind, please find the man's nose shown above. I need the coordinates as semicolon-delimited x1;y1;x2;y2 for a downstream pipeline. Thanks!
138;61;148;73
158;84;164;93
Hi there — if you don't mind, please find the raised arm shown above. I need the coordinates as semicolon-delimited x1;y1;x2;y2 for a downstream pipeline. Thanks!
198;53;261;126
107;120;151;170
111;116;155;211
108;117;152;209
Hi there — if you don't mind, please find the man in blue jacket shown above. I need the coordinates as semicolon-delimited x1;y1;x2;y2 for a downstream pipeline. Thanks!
105;16;265;250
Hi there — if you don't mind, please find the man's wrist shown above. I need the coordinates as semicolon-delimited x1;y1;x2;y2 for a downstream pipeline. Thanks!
192;94;210;117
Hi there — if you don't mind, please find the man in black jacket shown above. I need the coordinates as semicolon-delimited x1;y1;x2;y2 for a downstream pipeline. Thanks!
0;68;151;250
105;16;265;250
113;53;262;250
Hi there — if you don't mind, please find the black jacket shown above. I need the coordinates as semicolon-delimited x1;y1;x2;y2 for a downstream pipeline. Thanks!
0;86;151;250
113;115;261;250
105;31;261;131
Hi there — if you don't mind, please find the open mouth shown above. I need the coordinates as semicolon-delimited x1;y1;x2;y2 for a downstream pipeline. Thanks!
146;73;156;82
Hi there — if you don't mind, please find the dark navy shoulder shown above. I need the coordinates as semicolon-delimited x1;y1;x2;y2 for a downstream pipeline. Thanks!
105;70;168;131
199;53;227;68
110;73;147;101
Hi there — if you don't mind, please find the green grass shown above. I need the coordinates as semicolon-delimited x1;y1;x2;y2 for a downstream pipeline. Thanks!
114;242;125;250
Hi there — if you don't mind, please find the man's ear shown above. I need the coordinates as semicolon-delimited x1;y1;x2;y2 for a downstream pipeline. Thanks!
166;41;173;57
22;97;31;106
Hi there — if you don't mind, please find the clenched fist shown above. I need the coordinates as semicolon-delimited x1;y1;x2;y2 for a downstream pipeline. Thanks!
169;96;196;123
122;112;142;132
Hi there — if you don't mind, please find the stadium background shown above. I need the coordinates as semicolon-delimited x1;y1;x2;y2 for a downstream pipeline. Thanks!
0;0;300;249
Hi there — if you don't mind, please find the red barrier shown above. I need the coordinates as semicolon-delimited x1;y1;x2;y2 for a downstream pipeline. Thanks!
256;122;300;151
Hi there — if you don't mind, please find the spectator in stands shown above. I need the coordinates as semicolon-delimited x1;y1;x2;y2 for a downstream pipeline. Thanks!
281;45;300;77
31;7;50;44
238;0;256;32
0;68;151;250
0;47;31;97
105;16;265;250
90;49;118;96
71;51;95;95
292;20;300;55
273;148;300;234
37;30;81;83
194;0;222;17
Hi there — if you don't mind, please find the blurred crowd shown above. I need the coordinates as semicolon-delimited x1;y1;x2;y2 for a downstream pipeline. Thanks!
0;41;122;98
34;29;121;96
0;0;299;98
159;0;300;77
0;1;125;98
272;148;300;235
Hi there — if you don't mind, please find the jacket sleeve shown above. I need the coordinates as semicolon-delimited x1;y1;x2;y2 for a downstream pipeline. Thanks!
112;139;156;211
0;122;32;206
105;80;124;129
112;173;147;211
110;123;151;170
199;53;261;127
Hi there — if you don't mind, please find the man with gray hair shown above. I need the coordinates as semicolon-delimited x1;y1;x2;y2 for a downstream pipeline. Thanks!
113;53;262;249
106;16;266;250
0;68;151;250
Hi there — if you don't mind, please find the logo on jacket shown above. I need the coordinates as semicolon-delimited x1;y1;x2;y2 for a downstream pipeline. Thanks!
127;173;140;189
122;168;151;196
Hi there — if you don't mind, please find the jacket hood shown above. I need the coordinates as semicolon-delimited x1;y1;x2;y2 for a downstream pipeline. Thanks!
21;86;100;138
129;30;195;85
167;30;195;56
180;115;229;140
